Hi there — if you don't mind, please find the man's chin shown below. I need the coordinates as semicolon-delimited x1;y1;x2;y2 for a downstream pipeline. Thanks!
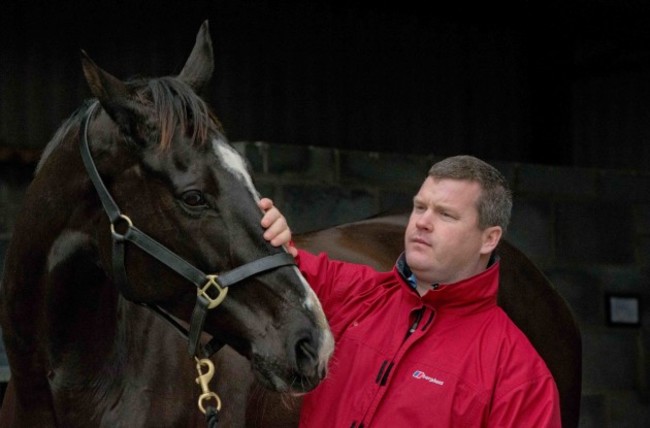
405;251;431;273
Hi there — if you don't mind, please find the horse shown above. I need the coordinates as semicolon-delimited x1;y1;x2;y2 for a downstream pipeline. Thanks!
208;214;582;428
0;21;334;427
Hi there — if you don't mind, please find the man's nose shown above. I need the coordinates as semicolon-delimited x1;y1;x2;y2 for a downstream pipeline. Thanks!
415;210;433;230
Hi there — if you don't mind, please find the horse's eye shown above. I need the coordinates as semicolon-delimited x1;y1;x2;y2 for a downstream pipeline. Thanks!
182;190;206;207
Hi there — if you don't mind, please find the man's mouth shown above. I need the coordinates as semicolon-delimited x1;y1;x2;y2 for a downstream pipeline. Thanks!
411;236;431;247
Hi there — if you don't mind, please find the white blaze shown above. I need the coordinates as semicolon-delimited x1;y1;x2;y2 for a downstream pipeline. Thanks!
211;138;334;363
212;138;259;202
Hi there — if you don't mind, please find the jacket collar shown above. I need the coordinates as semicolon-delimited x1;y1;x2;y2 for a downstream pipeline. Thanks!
395;252;500;311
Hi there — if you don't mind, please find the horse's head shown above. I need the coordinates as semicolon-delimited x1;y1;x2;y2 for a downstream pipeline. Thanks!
78;21;333;393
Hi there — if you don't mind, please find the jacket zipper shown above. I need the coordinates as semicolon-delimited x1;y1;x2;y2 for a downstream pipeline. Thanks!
405;307;424;340
362;307;427;427
375;307;424;386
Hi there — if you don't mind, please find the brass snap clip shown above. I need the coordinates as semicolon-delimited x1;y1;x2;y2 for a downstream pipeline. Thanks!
195;357;222;414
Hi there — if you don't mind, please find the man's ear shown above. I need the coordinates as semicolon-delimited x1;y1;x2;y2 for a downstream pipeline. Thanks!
480;226;502;255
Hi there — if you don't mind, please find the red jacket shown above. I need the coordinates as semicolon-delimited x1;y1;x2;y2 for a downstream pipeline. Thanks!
296;250;561;428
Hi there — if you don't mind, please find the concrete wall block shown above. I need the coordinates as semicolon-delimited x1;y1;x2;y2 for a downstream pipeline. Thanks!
578;394;607;428
281;185;378;234
517;164;598;197
600;171;650;202
555;201;635;264
507;198;554;263
639;328;650;399
378;189;417;215
586;265;645;295
232;140;266;174
609;391;650;428
237;141;339;182
544;268;604;327
251;181;276;203
637;236;650;268
582;329;639;390
635;203;650;235
304;146;338;182
339;150;432;187
267;144;337;182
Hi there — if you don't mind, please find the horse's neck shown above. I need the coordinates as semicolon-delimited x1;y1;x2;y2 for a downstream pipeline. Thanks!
44;243;121;368
45;292;197;425
47;284;181;376
25;139;188;369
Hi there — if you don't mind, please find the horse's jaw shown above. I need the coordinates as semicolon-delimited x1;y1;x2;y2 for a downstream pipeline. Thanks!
246;319;333;394
248;350;326;394
206;285;333;394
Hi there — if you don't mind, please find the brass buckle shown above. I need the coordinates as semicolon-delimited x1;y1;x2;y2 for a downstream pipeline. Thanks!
198;275;228;309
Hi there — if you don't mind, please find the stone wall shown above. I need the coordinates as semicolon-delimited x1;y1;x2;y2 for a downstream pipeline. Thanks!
1;142;649;427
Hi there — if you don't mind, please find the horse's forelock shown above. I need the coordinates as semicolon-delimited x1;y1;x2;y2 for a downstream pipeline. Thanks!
143;77;219;151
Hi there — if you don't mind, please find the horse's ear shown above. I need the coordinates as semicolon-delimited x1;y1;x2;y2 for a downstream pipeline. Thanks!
81;50;144;137
177;20;214;94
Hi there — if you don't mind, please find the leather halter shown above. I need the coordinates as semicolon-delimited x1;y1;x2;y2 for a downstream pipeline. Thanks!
78;101;296;357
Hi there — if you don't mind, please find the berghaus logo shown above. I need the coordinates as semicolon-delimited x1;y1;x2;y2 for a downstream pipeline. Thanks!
412;370;444;386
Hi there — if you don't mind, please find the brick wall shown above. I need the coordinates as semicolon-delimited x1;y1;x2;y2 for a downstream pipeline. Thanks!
1;142;649;427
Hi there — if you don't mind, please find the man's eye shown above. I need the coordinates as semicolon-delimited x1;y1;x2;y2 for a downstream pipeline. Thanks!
182;190;206;207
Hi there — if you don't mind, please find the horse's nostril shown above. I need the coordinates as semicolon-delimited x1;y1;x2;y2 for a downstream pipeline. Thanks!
295;336;318;375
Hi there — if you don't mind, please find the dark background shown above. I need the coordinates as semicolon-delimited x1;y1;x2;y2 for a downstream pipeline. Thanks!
2;0;650;170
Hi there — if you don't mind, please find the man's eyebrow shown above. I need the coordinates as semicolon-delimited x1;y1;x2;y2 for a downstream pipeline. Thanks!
435;204;456;213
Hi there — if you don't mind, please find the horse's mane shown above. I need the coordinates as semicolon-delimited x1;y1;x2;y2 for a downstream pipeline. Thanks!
36;76;222;175
36;100;94;174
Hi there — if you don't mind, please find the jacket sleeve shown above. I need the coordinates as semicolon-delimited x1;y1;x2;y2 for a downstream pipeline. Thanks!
294;249;340;304
294;249;380;329
487;373;562;428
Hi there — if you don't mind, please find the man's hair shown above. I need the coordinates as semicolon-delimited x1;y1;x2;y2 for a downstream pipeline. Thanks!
428;155;512;233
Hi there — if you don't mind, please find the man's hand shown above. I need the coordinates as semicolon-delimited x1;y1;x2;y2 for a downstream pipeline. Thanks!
259;198;298;257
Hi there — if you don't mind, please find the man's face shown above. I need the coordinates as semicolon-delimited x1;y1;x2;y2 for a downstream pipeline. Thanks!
404;177;498;287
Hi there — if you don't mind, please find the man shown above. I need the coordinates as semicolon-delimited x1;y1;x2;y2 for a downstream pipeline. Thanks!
260;155;561;427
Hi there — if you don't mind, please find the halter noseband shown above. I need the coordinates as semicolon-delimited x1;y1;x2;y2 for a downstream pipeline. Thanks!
78;102;296;357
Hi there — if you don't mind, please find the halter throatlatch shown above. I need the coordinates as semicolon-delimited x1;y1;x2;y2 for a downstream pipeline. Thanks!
78;101;297;359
